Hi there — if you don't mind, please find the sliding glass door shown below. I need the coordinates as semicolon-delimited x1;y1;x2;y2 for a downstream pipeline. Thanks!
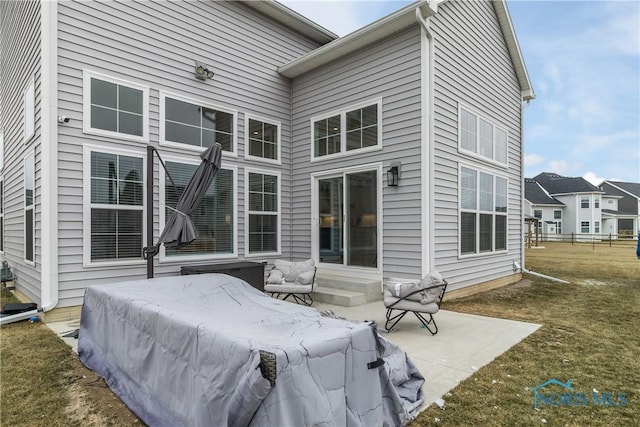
317;170;377;268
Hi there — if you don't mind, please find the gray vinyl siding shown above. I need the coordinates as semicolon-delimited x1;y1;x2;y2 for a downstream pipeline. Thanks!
54;0;321;307
0;0;42;303
431;0;523;291
290;26;423;278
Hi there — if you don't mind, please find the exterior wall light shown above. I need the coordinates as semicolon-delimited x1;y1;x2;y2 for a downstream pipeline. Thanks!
387;165;399;187
195;61;214;80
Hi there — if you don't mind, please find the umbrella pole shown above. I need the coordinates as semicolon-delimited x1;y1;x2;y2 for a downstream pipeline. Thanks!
147;145;155;279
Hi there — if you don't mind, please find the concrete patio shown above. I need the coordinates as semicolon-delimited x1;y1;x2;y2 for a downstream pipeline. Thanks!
47;300;540;410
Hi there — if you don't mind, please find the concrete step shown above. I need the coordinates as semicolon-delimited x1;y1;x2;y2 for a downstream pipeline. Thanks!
316;276;382;303
312;286;368;307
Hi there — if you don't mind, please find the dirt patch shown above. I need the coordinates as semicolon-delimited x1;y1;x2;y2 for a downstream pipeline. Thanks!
66;357;143;426
579;278;614;286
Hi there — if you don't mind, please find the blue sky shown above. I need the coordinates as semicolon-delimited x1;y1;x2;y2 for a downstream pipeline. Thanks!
281;0;640;185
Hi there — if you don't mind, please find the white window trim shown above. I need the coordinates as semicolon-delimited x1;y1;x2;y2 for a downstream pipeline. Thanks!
82;144;147;268
244;167;281;257
24;151;35;265
580;195;590;209
580;221;590;234
309;162;383;275
159;91;238;156
244;114;282;165
24;78;35;143
158;157;238;262
458;163;509;258
457;104;509;168
310;98;383;162
0;131;4;171
82;70;149;142
0;175;3;254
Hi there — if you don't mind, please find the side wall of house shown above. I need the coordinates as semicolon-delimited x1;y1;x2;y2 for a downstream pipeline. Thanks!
55;0;320;307
553;195;577;233
0;0;43;303
601;183;639;215
290;26;424;280
430;0;524;290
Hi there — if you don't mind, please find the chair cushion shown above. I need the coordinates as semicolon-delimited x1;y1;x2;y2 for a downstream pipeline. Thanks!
295;270;315;286
266;269;284;284
384;288;439;313
385;278;436;305
273;259;315;283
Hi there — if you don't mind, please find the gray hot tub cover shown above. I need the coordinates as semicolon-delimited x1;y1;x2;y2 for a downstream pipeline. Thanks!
78;274;424;426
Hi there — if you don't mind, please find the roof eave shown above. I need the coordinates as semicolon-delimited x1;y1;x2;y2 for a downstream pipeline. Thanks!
279;0;436;78
241;0;337;45
493;0;535;102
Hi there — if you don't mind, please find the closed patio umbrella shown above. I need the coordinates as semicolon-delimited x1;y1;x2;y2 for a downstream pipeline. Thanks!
157;143;223;249
143;142;222;278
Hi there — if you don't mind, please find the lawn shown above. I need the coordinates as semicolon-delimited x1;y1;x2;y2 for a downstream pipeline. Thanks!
414;241;639;426
1;240;638;426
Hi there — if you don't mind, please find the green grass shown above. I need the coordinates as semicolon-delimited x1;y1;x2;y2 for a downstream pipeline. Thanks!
412;241;640;426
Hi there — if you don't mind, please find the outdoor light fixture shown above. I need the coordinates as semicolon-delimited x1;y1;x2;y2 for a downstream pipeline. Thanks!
387;165;399;187
195;61;214;80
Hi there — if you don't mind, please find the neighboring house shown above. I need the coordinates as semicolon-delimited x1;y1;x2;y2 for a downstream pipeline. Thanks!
526;172;607;239
599;181;640;238
524;178;565;239
0;0;534;319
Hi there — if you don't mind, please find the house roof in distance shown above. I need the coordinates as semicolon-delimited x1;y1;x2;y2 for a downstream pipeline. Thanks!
524;178;564;205
532;172;603;195
602;181;640;199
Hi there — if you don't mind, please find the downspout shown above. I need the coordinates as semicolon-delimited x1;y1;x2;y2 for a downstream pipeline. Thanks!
1;0;58;326
520;99;527;272
523;267;570;284
416;4;436;275
39;0;59;314
289;76;294;260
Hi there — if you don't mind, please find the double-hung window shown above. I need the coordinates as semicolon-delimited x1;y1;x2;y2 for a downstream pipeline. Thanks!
83;70;148;141
246;170;280;255
581;221;590;233
459;106;508;165
594;196;600;208
245;116;280;163
312;99;381;160
460;166;508;255
24;152;35;263
86;147;144;264
161;160;235;259
580;196;589;208
161;92;236;153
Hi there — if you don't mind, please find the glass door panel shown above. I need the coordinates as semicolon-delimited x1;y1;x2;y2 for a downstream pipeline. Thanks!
347;171;377;267
318;177;343;264
317;170;378;268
